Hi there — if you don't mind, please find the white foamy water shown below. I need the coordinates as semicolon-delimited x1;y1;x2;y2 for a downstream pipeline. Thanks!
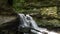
26;14;58;34
48;31;58;34
18;14;58;34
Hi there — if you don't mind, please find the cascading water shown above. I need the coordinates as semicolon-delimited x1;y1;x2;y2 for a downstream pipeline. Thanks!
18;14;30;33
26;15;48;34
18;14;58;34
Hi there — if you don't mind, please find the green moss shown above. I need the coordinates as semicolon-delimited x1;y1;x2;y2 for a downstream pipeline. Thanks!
33;17;60;27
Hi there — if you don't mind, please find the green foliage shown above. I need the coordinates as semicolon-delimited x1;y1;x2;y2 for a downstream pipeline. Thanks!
13;0;60;27
13;0;25;12
40;6;58;17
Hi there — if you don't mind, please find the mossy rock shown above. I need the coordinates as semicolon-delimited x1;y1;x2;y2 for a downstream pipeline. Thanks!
33;17;60;27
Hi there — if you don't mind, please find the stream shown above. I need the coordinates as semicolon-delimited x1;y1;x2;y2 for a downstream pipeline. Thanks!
18;14;58;34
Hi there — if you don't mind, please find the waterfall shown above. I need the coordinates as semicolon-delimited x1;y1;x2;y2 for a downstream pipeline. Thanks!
18;14;30;33
18;14;58;34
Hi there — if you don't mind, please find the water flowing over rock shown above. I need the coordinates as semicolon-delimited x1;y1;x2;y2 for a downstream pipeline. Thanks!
18;14;58;34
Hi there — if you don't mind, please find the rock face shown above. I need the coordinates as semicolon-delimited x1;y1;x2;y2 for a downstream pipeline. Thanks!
14;0;60;27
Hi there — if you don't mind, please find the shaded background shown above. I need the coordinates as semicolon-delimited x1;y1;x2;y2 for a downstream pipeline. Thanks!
13;0;60;27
